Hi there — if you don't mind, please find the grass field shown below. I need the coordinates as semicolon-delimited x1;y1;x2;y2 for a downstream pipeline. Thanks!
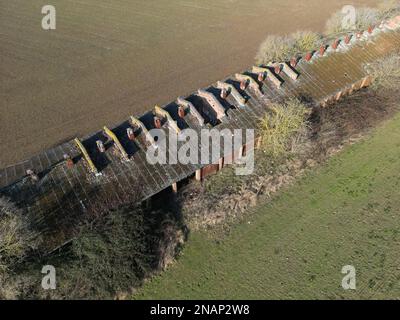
0;0;378;167
136;111;400;300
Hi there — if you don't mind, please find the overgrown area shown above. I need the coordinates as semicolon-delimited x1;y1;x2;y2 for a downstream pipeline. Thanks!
0;202;185;299
0;198;41;273
259;99;310;158
255;31;322;64
366;52;400;90
325;1;400;35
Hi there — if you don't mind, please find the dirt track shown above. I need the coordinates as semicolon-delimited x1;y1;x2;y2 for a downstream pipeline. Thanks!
0;0;378;167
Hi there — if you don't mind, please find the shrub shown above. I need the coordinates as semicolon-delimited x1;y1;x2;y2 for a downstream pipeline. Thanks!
325;7;380;35
255;35;296;64
356;7;380;30
367;53;400;90
255;1;399;65
0;197;40;273
54;209;152;299
255;31;322;65
292;31;323;53
0;202;185;299
259;99;310;158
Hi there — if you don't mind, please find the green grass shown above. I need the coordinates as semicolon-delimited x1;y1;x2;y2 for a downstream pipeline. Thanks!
136;111;400;300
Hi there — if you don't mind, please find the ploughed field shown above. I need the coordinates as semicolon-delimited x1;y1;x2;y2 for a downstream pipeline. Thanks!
0;0;377;167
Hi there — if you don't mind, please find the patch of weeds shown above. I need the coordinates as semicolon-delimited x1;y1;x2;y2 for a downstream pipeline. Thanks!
259;99;310;158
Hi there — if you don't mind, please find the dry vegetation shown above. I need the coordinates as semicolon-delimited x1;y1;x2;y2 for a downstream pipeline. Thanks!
324;7;380;35
292;31;323;54
0;199;185;299
0;198;40;273
255;35;296;64
255;32;322;64
256;1;400;64
325;1;400;35
259;99;310;158
366;52;400;90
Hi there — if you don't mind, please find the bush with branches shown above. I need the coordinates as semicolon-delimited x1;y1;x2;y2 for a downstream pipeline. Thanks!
255;31;322;64
366;52;400;90
0;197;40;273
255;35;296;64
259;99;310;158
324;3;399;35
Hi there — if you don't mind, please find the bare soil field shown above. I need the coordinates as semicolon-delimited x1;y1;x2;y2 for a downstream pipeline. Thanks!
0;0;378;167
